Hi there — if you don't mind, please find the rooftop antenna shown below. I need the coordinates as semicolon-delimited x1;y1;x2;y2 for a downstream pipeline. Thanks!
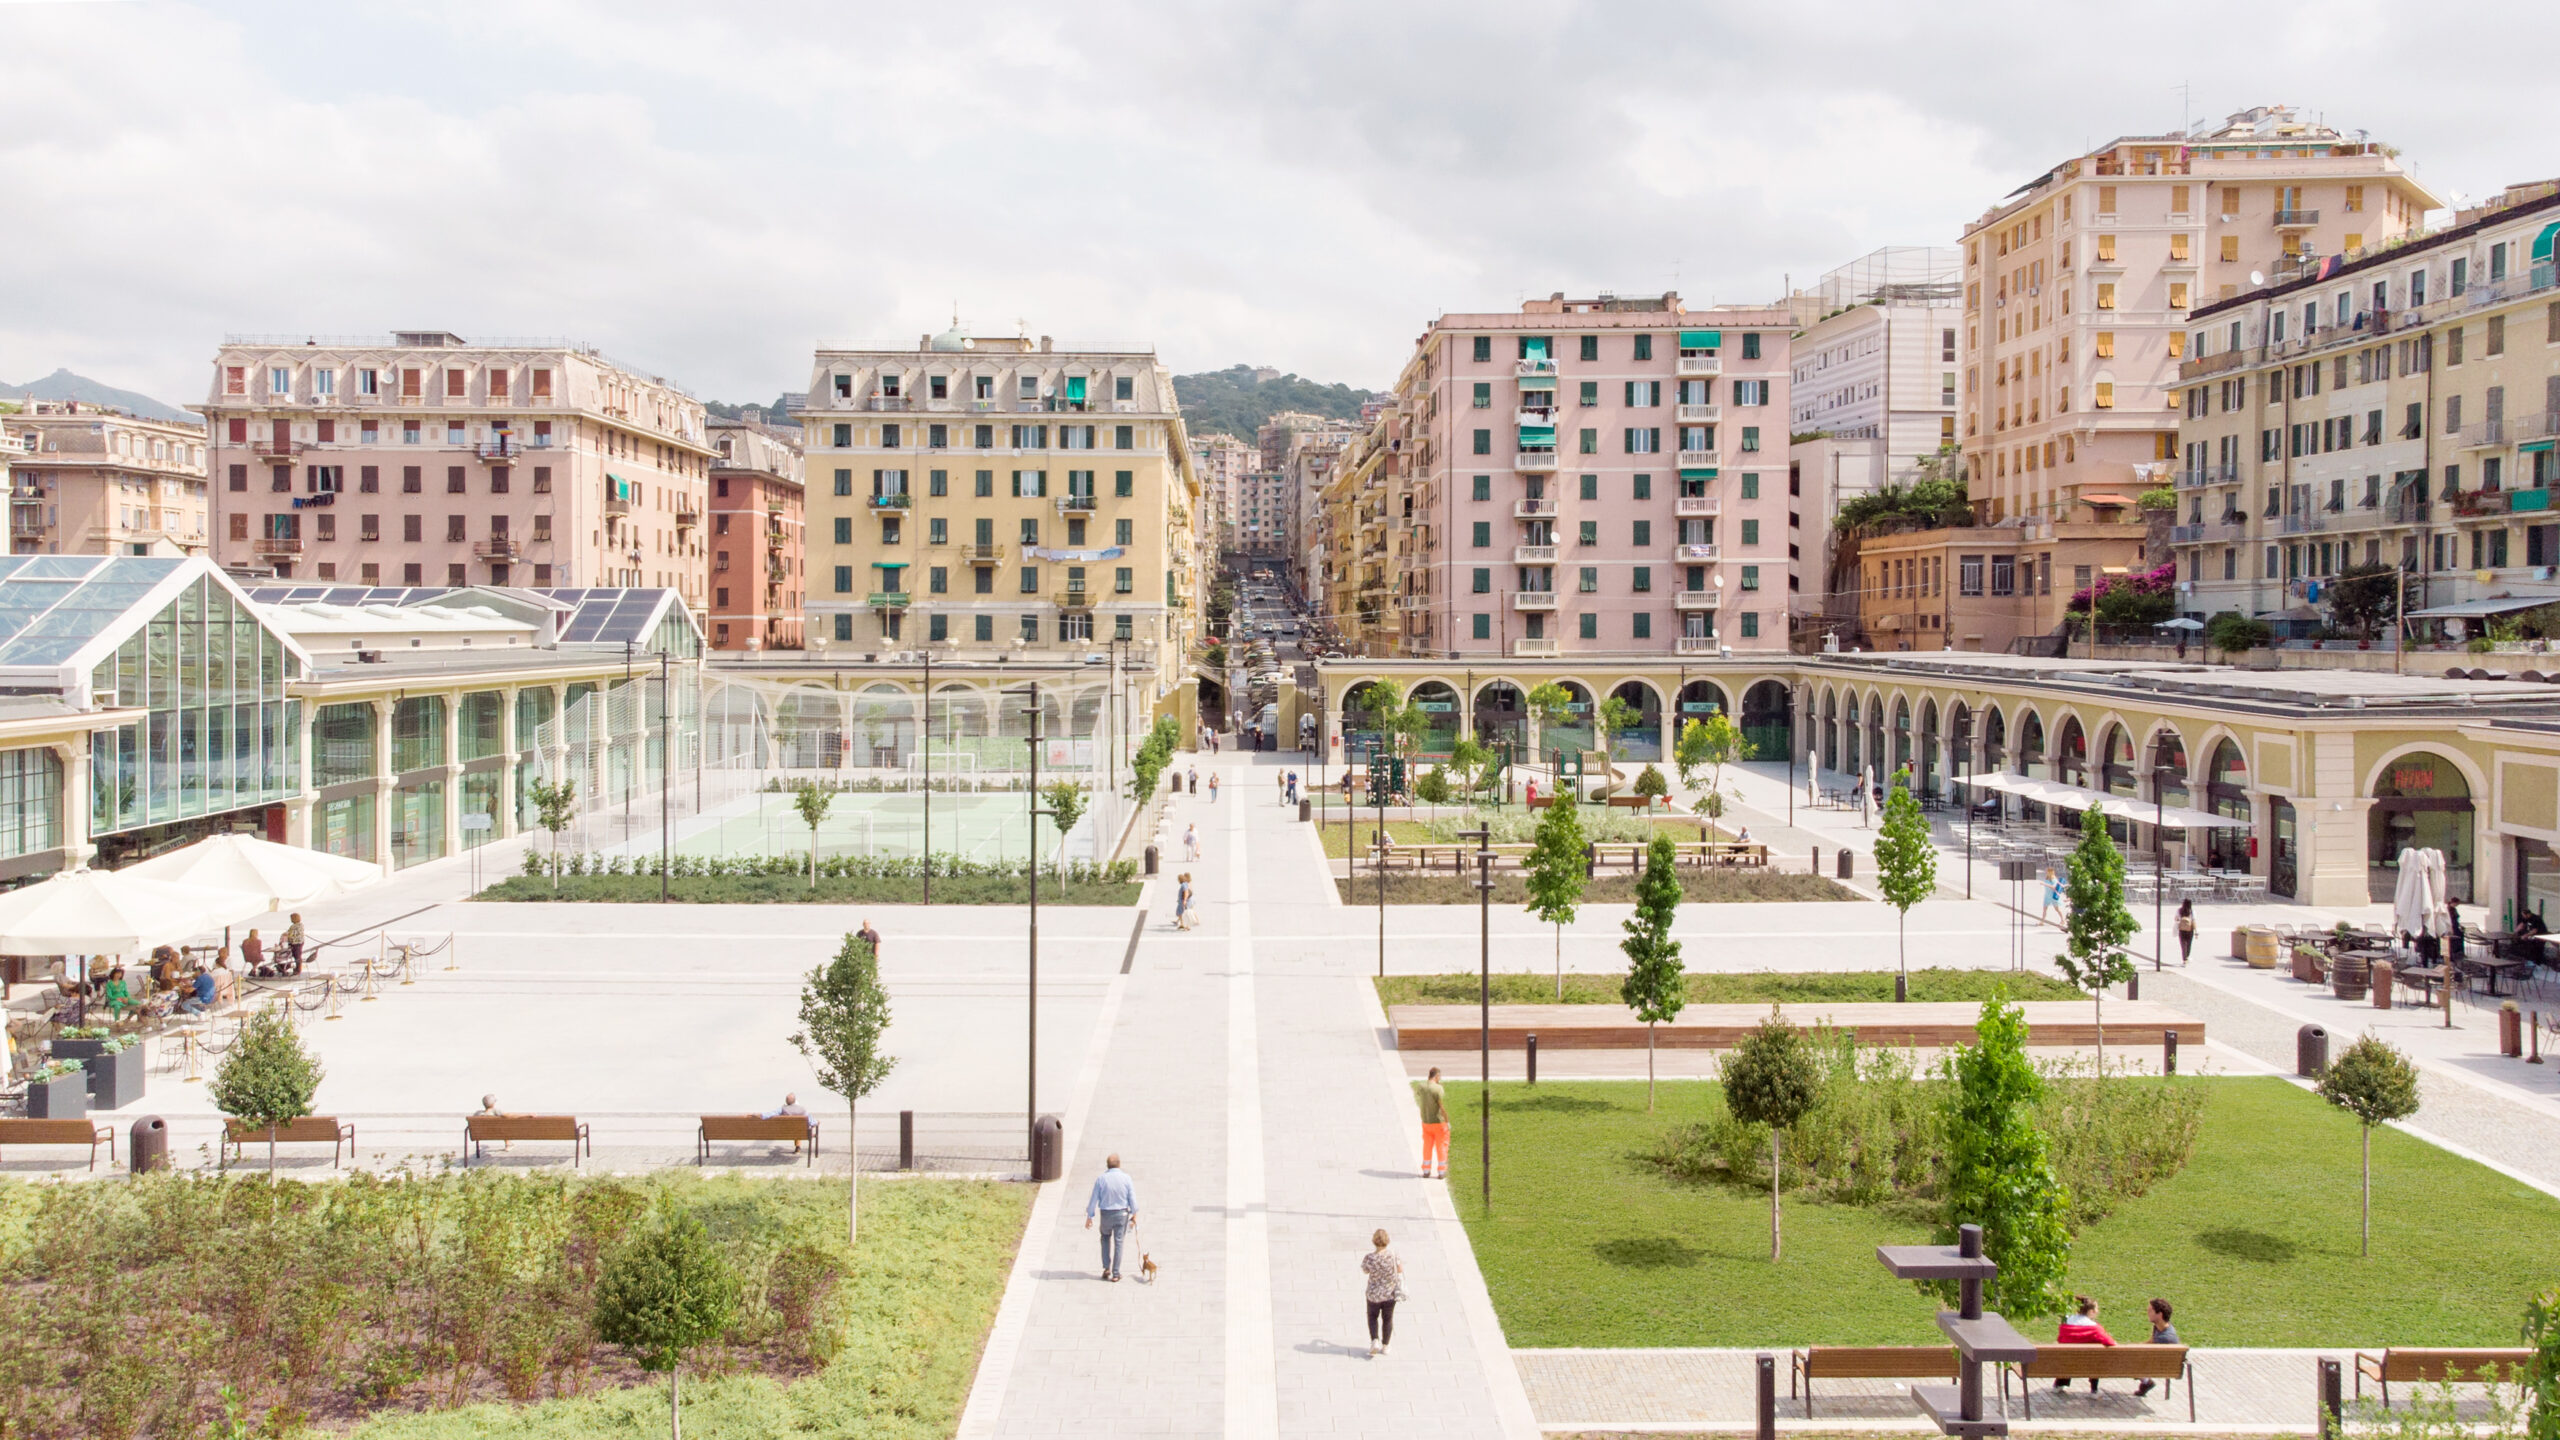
2175;80;2190;138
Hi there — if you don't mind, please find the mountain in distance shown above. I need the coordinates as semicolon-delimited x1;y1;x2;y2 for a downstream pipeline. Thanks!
1172;365;1377;441
704;394;800;423
0;368;192;423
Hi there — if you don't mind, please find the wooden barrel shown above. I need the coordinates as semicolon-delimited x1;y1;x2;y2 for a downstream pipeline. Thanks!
2241;926;2283;968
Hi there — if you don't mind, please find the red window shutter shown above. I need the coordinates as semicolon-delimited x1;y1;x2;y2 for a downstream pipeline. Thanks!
225;366;245;395
446;369;465;398
227;418;246;443
316;419;335;443
401;369;421;397
271;420;290;448
228;514;247;540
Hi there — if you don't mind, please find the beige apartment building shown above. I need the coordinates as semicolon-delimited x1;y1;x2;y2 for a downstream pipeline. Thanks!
201;333;712;600
2170;179;2560;627
707;412;806;652
1190;432;1255;558
796;328;1201;714
8;402;210;556
1313;402;1419;654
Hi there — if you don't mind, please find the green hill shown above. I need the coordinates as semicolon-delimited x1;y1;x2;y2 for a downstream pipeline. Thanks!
1172;366;1376;441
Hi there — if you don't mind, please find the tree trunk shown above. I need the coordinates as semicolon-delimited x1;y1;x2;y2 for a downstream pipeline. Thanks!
1554;922;1563;1001
1897;911;1908;1002
670;1366;682;1440
848;1098;861;1247
2095;987;2107;1078
268;1125;278;1174
1770;1128;1783;1261
1646;1021;1657;1111
2360;1124;2371;1257
809;827;819;889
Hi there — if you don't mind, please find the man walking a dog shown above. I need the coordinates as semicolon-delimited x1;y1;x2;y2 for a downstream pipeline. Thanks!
1085;1153;1138;1281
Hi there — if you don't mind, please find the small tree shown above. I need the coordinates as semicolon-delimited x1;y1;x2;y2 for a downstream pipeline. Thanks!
2205;610;2273;655
2328;560;2401;641
209;1008;325;1174
1631;764;1669;810
1042;781;1088;895
1447;736;1491;796
1354;679;1427;757
1523;788;1587;1001
2317;1034;2420;1256
1873;768;1939;1003
1596;695;1643;784
594;1205;741;1440
1722;1010;1822;1259
2522;1286;2560;1440
1935;996;2073;1321
790;780;834;888
1619;833;1686;1111
1525;681;1578;768
1678;711;1753;813
529;777;578;890
2055;806;2139;1073
791;930;897;1246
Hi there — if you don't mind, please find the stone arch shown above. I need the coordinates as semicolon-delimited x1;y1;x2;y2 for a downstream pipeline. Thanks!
1891;695;1914;780
1608;679;1665;761
1819;686;1840;772
1543;679;1598;760
2147;724;2192;806
774;684;846;770
2098;721;2138;798
1865;694;1887;788
1411;679;1463;753
1980;702;2007;771
2052;713;2089;787
1740;679;1792;761
1473;680;1527;749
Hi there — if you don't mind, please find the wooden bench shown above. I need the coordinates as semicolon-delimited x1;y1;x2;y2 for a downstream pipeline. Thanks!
2007;1346;2194;1420
2354;1348;2533;1407
0;1118;117;1169
1790;1346;1957;1415
1602;794;1658;810
463;1114;590;1167
222;1116;356;1169
698;1115;819;1166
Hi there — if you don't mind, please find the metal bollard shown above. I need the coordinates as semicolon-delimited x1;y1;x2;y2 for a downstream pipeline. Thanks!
2163;1029;2179;1075
2127;971;2140;1001
899;1109;915;1170
2318;1356;2343;1440
1526;1033;1538;1086
1755;1352;1776;1440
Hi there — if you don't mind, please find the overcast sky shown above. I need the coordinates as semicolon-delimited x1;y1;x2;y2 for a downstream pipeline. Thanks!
6;1;2556;409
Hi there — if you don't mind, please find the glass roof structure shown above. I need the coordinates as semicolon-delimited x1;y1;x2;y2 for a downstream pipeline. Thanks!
243;586;699;655
0;556;312;675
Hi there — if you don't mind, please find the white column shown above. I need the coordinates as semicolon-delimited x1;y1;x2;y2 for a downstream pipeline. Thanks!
372;697;395;872
441;689;462;860
57;740;91;871
497;685;520;839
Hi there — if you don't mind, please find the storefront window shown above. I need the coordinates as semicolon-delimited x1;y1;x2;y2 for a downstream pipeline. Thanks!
2368;750;2474;903
458;692;505;762
2517;838;2560;931
391;779;445;869
317;791;374;863
459;771;503;850
0;747;63;860
313;703;376;787
392;697;447;776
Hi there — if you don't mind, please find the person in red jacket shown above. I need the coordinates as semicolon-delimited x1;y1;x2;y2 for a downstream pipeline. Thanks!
2053;1295;2115;1392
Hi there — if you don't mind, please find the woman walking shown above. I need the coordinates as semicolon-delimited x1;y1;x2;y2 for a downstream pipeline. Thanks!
2038;867;2066;928
1208;773;1221;804
1361;1229;1404;1357
2175;897;2197;965
1174;872;1195;930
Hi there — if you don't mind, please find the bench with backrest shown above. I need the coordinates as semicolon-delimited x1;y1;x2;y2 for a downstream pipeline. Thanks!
221;1116;356;1169
2355;1348;2534;1407
2008;1346;2194;1419
698;1115;819;1166
1790;1346;1958;1415
464;1114;590;1167
0;1118;117;1169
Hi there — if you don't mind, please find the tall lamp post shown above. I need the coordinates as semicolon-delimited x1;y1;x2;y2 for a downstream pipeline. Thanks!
1458;822;1493;1210
2151;763;2174;973
659;651;672;904
1007;681;1053;1166
921;648;933;905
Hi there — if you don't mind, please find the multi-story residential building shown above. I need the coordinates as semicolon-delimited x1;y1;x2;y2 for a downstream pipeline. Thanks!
1317;402;1418;654
1359;290;1796;659
1189;432;1255;559
2169;178;2560;628
1853;106;2438;653
201;333;713;599
795;328;1201;717
1790;247;1964;483
707;412;806;652
8;402;210;556
1238;467;1292;555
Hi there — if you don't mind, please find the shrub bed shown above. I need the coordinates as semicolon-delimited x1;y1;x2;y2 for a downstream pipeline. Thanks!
1337;870;1856;905
479;872;1140;905
1377;968;2082;1009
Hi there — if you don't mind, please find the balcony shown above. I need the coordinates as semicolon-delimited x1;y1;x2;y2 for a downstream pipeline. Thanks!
1056;493;1098;512
1515;450;1558;472
250;439;307;459
1512;544;1557;564
477;439;523;461
1674;590;1720;611
474;538;521;560
1676;449;1716;468
1676;354;1722;378
1676;404;1721;423
2279;512;2327;534
2178;464;2238;488
253;535;304;555
960;543;1003;563
1674;495;1720;517
1053;589;1096;609
1512;591;1558;611
867;591;911;608
2455;420;2507;450
1514;407;1557;426
674;504;699;528
2452;489;2513;519
866;396;910;412
1513;497;1556;518
1674;543;1720;562
868;492;914;511
604;496;631;516
1513;638;1561;657
2272;209;2320;227
1515;359;1558;379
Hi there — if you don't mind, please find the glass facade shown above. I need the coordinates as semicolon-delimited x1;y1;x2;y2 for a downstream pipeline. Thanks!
458;691;505;762
89;574;299;836
312;703;376;787
317;791;374;863
460;770;504;850
0;748;63;860
390;778;445;869
392;697;447;775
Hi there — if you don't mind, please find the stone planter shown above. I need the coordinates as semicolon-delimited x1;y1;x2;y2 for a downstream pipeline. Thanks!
53;1041;145;1111
25;1069;88;1119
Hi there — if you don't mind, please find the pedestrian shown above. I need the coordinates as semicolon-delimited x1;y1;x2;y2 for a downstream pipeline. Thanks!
1188;766;1198;794
280;912;308;973
2447;898;2467;962
1174;872;1195;929
1855;776;1870;827
2039;867;2066;927
1278;769;1288;803
2175;898;2196;965
1183;823;1200;862
1208;773;1220;804
1287;771;1299;806
1417;1066;1449;1179
858;918;882;958
1084;1153;1138;1282
2134;1299;2179;1397
2052;1296;2115;1391
1361;1229;1404;1357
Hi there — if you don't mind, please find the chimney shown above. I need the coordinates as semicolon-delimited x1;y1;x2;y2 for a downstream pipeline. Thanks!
921;333;933;350
1040;335;1053;353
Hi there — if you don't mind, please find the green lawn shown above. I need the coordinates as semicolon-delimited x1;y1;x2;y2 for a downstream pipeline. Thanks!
1339;871;1858;905
1447;1077;2560;1348
1379;968;2081;1008
476;873;1141;905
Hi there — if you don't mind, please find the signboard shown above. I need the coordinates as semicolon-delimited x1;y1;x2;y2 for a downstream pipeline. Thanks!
1042;738;1096;769
460;813;494;833
1679;702;1722;714
1416;702;1454;713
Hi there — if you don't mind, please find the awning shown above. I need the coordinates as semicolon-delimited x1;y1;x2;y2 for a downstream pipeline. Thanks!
607;472;633;499
2410;596;2560;619
873;560;908;569
2513;487;2552;510
2522;441;2557;455
1523;338;1550;359
1065;376;1088;402
1680;467;1719;480
2081;492;2134;506
2534;220;2560;264
1517;426;1557;446
1679;330;1722;349
1953;772;2248;827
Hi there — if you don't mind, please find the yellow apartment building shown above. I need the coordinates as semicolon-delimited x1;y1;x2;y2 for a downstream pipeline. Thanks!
8;402;210;556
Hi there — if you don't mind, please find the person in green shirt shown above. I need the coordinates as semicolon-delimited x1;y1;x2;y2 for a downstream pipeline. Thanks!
1417;1066;1449;1179
100;966;134;1020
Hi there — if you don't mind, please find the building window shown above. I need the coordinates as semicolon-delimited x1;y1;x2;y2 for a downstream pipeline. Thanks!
1578;566;1598;593
1472;429;1492;455
1739;611;1759;638
1632;520;1651;546
1472;613;1491;640
1472;521;1490;547
1471;475;1491;501
1740;427;1761;452
1740;564;1760;591
1473;382;1492;409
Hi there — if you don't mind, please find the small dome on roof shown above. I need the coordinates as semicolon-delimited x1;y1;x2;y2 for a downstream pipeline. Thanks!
929;324;973;353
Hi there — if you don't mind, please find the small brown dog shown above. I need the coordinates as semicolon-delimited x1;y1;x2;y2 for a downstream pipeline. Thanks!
1138;1254;1159;1284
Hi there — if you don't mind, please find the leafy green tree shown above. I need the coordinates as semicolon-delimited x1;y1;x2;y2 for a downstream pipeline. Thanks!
1632;764;1669;809
1873;769;1939;1003
1935;996;2073;1321
209;1008;325;1174
2328;560;2402;640
1596;695;1643;782
2055;806;2139;1073
792;929;897;1246
2205;611;2272;654
790;780;834;888
1042;781;1088;895
594;1205;741;1440
1834;451;1970;534
1525;681;1578;765
1722;1010;1823;1259
1524;788;1587;1001
1676;711;1753;813
1412;766;1453;804
1447;736;1491;796
529;777;578;890
2317;1034;2421;1256
1619;834;1686;1111
2521;1286;2560;1440
1352;679;1427;757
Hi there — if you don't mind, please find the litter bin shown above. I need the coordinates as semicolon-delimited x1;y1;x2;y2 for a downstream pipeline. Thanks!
2372;960;2394;1009
1836;849;1855;881
1144;844;1159;877
2502;1002;2524;1057
2297;1023;2329;1078
1030;1113;1065;1183
1299;798;1312;822
129;1115;168;1174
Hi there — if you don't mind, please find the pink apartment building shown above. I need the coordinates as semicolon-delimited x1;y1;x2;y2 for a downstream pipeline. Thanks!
202;333;712;599
1389;292;1796;657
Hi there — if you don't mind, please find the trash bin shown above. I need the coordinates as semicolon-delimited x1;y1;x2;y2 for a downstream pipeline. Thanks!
2297;1023;2329;1078
1144;844;1159;877
2502;1002;2524;1057
1030;1113;1065;1183
1298;798;1312;822
129;1115;168;1174
2372;960;2394;1009
1836;849;1855;881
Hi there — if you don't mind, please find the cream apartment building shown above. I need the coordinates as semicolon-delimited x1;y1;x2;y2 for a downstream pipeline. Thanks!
1316;403;1420;654
1190;432;1255;558
796;328;1201;708
202;333;713;601
2170;178;2560;626
708;412;806;652
9;402;210;556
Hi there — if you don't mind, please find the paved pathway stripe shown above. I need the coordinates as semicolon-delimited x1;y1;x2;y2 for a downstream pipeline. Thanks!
1223;784;1281;1438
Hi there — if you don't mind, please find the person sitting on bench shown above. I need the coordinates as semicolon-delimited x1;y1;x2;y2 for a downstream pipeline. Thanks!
2136;1299;2179;1397
99;965;136;1020
2054;1296;2116;1391
761;1092;809;1152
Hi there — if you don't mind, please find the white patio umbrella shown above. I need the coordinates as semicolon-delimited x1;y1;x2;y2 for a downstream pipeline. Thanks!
2389;846;2446;945
1807;749;1819;804
0;868;265;956
128;833;380;911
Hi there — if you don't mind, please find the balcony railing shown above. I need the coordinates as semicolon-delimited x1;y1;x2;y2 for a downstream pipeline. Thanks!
1674;590;1720;610
250;439;307;459
2178;464;2238;488
1677;355;1722;377
866;396;910;412
867;591;911;607
1056;493;1098;512
1513;498;1556;518
253;535;304;555
1674;543;1720;561
477;439;523;460
1676;404;1721;423
1512;591;1558;611
475;538;521;560
1512;544;1557;563
1676;449;1716;468
869;492;913;510
1513;637;1560;657
1514;359;1558;378
2272;208;2320;227
2279;512;2327;534
604;496;631;515
959;543;1003;562
1675;635;1720;654
1053;589;1096;609
1674;495;1719;517
1515;450;1558;472
2455;420;2507;449
2452;489;2513;518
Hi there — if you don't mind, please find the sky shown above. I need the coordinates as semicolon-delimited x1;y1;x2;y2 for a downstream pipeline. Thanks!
4;0;2557;410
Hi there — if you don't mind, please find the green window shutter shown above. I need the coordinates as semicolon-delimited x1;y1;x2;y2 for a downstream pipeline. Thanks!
1578;520;1597;545
1471;475;1491;501
1579;336;1599;361
1632;612;1651;639
1740;611;1759;638
1741;563;1761;589
1632;520;1651;546
1579;429;1598;454
833;468;852;496
1743;334;1762;359
1631;473;1651;500
1115;469;1133;496
1472;567;1490;593
1066;376;1088;402
1579;474;1598;500
1633;335;1653;360
1471;521;1491;547
834;517;852;544
1741;519;1759;546
1578;613;1597;639
1578;566;1598;592
1472;613;1491;640
1740;473;1759;499
929;567;948;594
1741;426;1761;452
833;565;852;593
1473;429;1492;455
1473;382;1491;408
1623;381;1636;406
1579;381;1598;406
1472;337;1491;362
1632;565;1651;592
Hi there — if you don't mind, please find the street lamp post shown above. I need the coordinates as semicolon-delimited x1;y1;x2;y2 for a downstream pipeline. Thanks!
1458;822;1493;1211
921;648;932;905
1009;681;1052;1167
659;651;672;904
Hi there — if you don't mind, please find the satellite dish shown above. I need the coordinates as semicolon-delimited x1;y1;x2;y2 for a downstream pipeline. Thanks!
2249;271;2265;287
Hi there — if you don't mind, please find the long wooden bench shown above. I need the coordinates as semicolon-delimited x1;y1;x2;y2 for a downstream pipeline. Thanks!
0;1118;117;1169
1790;1346;1956;1415
2354;1348;2533;1407
222;1116;356;1169
2008;1345;2194;1420
698;1115;819;1166
463;1114;590;1167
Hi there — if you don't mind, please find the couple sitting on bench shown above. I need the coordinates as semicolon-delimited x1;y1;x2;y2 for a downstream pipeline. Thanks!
2049;1296;2178;1396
